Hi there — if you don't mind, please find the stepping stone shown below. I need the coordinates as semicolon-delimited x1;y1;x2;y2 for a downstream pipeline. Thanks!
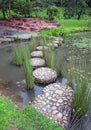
32;83;73;129
31;51;43;58
36;46;49;51
33;67;57;84
47;43;58;48
30;58;45;69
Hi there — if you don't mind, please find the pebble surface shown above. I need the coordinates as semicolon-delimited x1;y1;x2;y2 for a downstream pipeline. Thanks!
30;58;45;69
31;51;43;58
32;83;73;130
33;67;58;84
36;46;49;51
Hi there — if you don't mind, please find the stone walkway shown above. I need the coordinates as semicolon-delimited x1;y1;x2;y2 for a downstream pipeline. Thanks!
30;58;45;69
32;83;73;130
33;67;58;84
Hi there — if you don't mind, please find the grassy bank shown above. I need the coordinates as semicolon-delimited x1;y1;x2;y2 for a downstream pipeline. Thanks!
40;19;91;36
0;96;62;130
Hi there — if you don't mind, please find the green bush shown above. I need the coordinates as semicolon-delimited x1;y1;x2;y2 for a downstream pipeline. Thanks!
47;5;59;20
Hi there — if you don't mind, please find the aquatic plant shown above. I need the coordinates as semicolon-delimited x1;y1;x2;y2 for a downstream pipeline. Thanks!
22;44;30;60
23;46;34;90
30;36;37;52
43;43;55;69
13;44;23;66
67;66;91;126
43;44;65;76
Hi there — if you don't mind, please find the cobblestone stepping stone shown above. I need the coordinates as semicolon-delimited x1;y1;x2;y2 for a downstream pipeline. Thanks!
36;46;49;51
33;67;57;84
32;83;73;130
31;51;43;58
47;43;58;48
30;58;45;69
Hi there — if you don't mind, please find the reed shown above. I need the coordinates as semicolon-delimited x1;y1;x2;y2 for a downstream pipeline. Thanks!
23;45;34;90
13;44;23;66
30;36;37;52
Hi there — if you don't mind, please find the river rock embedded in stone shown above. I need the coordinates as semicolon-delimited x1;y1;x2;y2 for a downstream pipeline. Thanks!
32;82;73;129
33;67;58;84
31;51;43;58
30;58;45;69
36;46;49;51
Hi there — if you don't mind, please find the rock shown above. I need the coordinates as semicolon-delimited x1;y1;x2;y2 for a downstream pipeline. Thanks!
31;51;43;58
33;67;58;84
30;58;45;69
47;43;58;48
56;113;62;119
32;82;73;129
36;46;49;51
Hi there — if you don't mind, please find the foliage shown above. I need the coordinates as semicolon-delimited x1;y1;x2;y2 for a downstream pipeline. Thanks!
63;0;87;20
0;96;62;130
47;5;59;20
40;19;89;36
68;67;91;125
13;44;23;66
0;0;91;19
0;96;17;130
23;45;34;90
30;36;37;52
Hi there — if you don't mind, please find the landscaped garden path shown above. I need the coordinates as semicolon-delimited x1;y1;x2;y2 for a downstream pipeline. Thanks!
32;82;73;130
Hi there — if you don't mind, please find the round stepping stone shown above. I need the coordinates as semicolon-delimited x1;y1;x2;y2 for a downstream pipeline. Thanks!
33;67;57;84
30;58;45;69
47;43;58;48
31;51;43;58
36;46;49;51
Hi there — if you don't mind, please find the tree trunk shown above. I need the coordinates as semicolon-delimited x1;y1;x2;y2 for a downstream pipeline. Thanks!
1;8;6;19
8;0;11;19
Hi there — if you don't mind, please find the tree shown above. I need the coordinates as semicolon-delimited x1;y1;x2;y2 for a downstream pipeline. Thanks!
8;0;11;19
63;0;87;20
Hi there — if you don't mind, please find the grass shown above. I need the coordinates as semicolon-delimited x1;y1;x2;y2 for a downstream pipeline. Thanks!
30;36;38;52
0;96;62;130
43;43;64;75
13;44;23;66
65;54;91;127
23;45;34;90
40;19;91;36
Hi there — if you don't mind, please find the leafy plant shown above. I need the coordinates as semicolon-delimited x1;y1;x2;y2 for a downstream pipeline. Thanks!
47;5;59;20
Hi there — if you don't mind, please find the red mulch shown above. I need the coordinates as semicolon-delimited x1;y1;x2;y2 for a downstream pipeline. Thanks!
0;18;59;32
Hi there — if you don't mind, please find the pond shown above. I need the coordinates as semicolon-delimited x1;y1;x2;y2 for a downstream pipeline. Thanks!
0;31;91;129
0;44;45;108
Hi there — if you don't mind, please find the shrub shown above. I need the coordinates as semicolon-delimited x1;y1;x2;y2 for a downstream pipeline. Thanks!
47;5;59;20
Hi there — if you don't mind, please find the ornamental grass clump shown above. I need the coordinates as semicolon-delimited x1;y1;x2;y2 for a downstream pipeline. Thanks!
13;44;23;66
23;46;34;90
68;68;91;125
43;43;55;69
30;36;37;52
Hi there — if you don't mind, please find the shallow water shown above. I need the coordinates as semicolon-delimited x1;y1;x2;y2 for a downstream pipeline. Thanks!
0;31;91;129
0;45;44;108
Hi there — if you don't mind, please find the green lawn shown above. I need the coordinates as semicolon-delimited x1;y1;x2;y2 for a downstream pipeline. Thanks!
40;19;91;36
0;96;62;130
